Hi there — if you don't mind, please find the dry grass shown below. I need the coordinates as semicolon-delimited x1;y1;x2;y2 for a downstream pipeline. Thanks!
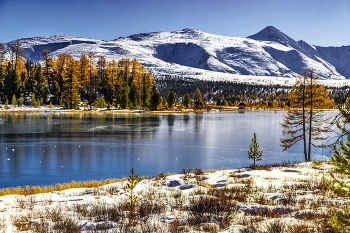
0;162;347;232
0;178;127;196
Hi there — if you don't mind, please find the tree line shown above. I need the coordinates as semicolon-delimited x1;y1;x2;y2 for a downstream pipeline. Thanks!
156;75;346;109
0;41;160;109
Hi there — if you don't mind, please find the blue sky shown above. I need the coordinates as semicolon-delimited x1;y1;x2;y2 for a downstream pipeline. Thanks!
0;0;349;46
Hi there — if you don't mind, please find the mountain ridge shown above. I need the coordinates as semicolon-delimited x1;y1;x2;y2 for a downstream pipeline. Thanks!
3;26;350;80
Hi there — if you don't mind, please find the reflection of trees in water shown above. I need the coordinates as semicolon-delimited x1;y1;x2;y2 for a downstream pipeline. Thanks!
194;113;203;134
183;114;190;125
44;113;161;141
167;114;175;128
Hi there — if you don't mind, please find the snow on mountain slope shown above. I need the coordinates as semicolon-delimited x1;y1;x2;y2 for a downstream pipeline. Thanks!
3;26;350;81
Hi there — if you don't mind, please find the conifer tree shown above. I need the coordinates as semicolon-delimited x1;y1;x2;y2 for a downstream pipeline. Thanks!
248;132;262;167
4;63;21;101
61;55;81;109
10;40;24;73
167;89;177;109
78;53;90;99
141;72;151;107
0;43;5;86
193;88;204;110
150;86;162;110
11;94;16;105
97;56;107;91
325;105;350;231
42;49;53;94
280;69;334;162
182;93;191;109
124;168;140;212
87;52;96;101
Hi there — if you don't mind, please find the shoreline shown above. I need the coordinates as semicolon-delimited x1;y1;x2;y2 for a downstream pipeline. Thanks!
0;104;338;114
0;160;325;194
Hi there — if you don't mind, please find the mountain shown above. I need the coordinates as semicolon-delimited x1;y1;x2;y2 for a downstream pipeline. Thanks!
3;26;350;80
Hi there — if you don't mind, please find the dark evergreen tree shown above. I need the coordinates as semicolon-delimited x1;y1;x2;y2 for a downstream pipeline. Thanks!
248;132;263;167
150;86;162;110
167;89;177;109
182;93;191;109
325;105;350;231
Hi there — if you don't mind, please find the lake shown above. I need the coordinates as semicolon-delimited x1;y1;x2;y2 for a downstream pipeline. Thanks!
0;110;335;188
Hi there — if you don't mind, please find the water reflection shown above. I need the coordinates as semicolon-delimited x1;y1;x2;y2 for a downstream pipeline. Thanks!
0;111;336;188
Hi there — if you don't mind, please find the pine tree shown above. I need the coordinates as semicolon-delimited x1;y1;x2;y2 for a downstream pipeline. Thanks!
150;86;162;110
124;168;141;212
182;93;191;109
248;132;262;167
325;105;350;231
167;89;177;109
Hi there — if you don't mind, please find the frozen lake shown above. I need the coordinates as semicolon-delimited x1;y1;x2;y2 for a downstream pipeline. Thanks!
0;111;334;188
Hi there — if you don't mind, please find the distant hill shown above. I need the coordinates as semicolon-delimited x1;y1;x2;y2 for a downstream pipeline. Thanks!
3;26;350;80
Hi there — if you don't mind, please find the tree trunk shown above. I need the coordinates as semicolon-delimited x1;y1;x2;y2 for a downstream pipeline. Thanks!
302;73;307;161
307;70;314;162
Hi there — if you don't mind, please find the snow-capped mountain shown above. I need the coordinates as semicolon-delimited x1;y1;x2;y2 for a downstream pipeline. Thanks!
3;26;350;80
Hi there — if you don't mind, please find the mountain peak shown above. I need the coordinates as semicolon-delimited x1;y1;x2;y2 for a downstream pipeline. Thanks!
248;26;297;47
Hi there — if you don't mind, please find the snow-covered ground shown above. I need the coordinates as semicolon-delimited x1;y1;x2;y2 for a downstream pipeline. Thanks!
0;161;344;232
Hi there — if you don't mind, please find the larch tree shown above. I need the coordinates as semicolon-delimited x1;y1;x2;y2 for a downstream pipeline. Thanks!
280;69;334;162
0;43;5;84
10;40;24;73
78;53;90;99
87;51;96;101
61;55;81;109
193;88;204;110
141;69;154;107
97;56;112;102
42;49;54;94
130;58;142;107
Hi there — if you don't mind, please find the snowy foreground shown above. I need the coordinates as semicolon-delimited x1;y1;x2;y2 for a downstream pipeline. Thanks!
0;161;345;232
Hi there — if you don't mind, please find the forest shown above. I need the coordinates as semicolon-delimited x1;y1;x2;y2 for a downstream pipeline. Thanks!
156;76;346;109
0;41;156;110
0;40;347;110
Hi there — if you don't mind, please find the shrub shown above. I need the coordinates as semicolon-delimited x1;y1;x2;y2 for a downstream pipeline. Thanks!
96;96;107;108
52;217;81;233
264;220;285;233
188;195;237;225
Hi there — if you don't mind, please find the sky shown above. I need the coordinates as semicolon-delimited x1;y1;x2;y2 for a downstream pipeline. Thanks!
0;0;349;46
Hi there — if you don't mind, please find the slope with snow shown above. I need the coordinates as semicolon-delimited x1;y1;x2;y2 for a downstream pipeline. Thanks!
3;26;350;83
